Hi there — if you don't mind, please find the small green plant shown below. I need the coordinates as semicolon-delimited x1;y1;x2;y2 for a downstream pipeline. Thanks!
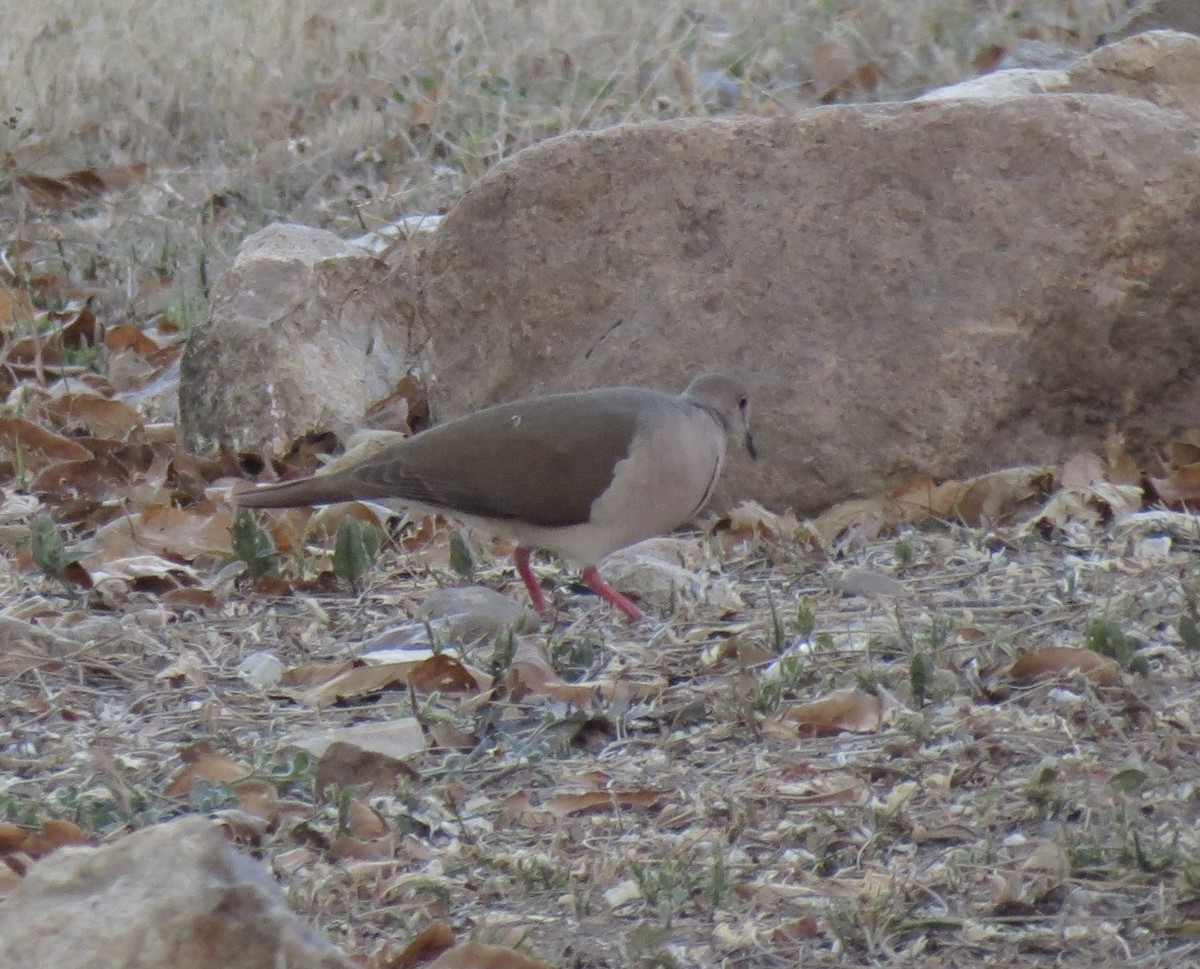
490;626;518;677
794;596;816;640
30;514;68;581
765;585;786;653
705;848;732;910
908;650;933;708
629;856;700;924
1180;613;1200;651
62;340;102;369
230;508;280;579
1085;618;1148;676
751;654;807;714
1023;758;1073;821
332;515;380;592
548;634;598;679
448;529;475;579
255;750;313;795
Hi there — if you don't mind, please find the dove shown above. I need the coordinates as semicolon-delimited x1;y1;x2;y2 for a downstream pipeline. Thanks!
235;373;756;620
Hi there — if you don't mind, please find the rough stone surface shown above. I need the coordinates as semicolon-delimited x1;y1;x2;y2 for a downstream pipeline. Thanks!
180;223;421;455
0;816;352;969
1109;1;1200;41
184;31;1200;515
421;69;1200;510
1069;28;1200;122
923;29;1200;116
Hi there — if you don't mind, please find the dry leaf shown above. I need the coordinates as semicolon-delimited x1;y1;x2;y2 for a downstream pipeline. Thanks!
313;740;419;797
428;941;553;969
1009;646;1121;686
21;819;88;858
544;789;665;818
508;638;598;707
1150;464;1200;505
778;688;884;736
105;323;164;357
39;393;144;439
163;742;252;797
327;832;397;862
387;921;456;969
288;718;426;761
0;417;93;465
346;798;391;840
713;500;802;541
296;662;410;706
89;502;234;560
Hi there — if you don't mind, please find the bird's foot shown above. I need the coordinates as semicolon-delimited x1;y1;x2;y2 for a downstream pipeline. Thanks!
513;547;549;613
581;566;644;622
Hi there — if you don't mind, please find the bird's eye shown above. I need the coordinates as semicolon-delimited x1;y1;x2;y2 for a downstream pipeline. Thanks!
738;396;748;410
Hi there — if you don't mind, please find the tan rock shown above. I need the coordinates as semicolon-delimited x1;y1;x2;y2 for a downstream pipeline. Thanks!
420;91;1200;513
1107;1;1200;41
1068;29;1200;122
183;33;1200;516
921;30;1200;116
179;223;421;456
0;816;352;969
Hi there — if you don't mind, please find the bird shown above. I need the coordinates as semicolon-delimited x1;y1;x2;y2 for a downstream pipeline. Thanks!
234;373;756;621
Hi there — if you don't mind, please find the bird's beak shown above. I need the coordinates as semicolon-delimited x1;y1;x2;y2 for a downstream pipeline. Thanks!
744;430;758;461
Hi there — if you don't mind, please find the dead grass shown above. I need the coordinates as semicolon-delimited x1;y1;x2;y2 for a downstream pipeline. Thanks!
6;519;1200;966
0;0;1134;329
3;1;1197;966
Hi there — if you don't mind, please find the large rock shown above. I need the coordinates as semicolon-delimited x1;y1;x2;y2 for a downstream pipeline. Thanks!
921;28;1200;111
182;31;1200;515
180;223;420;456
0;817;352;969
1108;1;1200;41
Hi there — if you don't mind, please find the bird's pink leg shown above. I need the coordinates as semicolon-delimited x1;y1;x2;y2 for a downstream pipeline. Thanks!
514;547;549;613
581;566;644;622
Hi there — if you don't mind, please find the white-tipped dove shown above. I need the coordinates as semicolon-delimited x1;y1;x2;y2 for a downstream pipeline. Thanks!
234;374;756;620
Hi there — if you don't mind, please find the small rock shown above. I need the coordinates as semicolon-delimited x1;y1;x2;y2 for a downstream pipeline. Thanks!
0;816;353;969
179;223;421;457
414;585;539;641
238;651;285;690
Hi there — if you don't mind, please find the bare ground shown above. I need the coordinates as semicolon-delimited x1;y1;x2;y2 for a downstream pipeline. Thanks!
3;1;1199;967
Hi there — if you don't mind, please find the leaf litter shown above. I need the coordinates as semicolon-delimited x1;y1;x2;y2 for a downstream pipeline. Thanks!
5;65;1200;967
6;364;1200;966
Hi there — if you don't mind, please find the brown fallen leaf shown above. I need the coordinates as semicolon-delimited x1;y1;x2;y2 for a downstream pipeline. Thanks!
777;688;884;737
0;417;93;465
544;789;665;818
1009;646;1121;687
105;323;164;357
712;499;803;542
428;941;554;969
30;456;131;501
164;742;253;798
386;921;456;969
1149;464;1200;505
295;654;484;706
327;832;397;862
21;819;88;858
0;824;28;854
346;798;391;840
39;393;145;439
313;740;419;797
508;638;598;707
89;501;234;560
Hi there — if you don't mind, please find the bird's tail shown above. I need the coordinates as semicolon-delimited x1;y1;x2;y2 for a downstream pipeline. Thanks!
233;471;356;509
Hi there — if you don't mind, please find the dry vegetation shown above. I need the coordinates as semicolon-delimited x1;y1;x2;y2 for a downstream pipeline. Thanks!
5;1;1200;967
